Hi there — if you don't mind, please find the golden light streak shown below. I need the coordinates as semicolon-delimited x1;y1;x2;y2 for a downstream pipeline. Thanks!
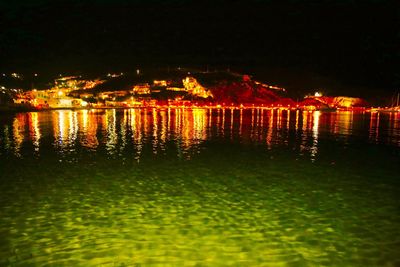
216;109;221;135
266;109;273;149
12;114;25;156
106;109;117;154
208;108;212;131
239;109;243;136
277;109;282;130
130;108;143;161
251;108;255;129
339;111;353;136
300;111;310;153
230;108;234;138
302;111;309;132
152;108;158;154
193;108;207;141
69;111;78;145
84;110;99;150
120;110;127;151
160;109;167;147
310;111;320;161
222;108;226;137
29;112;41;153
168;108;171;134
53;111;68;149
81;110;88;131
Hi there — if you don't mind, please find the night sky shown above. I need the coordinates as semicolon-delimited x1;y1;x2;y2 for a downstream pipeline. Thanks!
1;0;398;98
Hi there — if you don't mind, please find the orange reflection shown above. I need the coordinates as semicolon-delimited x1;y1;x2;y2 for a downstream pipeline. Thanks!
120;110;127;150
302;111;309;132
181;108;193;151
53;111;68;149
28;112;41;153
338;111;353;136
70;110;78;144
208;108;212;130
251;108;255;129
239;109;243;136
152;108;158;154
369;112;379;143
300;111;311;153
129;108;143;161
160;109;167;148
168;108;171;133
106;109;117;154
77;110;99;150
79;109;89;133
222;108;226;137
310;111;320;161
193;108;208;141
52;110;79;151
230;108;234;137
277;109;282;130
7;107;400;161
12;114;26;156
266;109;273;149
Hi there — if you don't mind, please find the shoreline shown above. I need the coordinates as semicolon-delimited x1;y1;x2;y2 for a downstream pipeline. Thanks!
0;105;391;114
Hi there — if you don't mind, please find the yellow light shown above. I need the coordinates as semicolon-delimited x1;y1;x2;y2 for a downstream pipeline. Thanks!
314;92;322;97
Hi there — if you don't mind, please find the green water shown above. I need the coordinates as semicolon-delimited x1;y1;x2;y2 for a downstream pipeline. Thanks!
0;109;399;266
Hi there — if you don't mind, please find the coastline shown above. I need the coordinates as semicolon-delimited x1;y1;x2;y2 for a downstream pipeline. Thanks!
0;104;384;114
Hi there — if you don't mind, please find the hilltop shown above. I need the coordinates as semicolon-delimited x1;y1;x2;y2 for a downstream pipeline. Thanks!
0;68;371;111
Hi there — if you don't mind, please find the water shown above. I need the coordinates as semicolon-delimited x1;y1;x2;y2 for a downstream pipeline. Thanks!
0;108;399;266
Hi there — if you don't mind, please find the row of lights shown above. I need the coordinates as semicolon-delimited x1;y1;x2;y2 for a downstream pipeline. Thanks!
1;73;38;77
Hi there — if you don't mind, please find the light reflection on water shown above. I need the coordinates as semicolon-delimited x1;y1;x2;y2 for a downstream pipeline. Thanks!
0;108;400;266
1;108;400;159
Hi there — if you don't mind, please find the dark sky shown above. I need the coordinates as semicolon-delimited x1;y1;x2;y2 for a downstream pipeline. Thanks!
0;0;398;97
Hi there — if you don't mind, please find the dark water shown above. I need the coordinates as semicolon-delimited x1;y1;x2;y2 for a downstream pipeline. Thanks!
0;108;399;266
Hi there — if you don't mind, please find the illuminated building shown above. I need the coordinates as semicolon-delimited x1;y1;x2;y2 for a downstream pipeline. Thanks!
133;83;151;94
101;91;129;98
53;76;104;92
48;97;87;108
166;87;186;92
305;95;367;109
182;77;213;98
18;89;50;107
54;76;81;90
83;79;104;89
153;80;168;86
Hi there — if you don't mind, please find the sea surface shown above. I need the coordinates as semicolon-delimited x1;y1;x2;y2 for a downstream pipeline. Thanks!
0;108;399;266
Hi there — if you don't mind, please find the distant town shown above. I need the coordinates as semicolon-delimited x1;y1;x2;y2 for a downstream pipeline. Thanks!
0;68;397;112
